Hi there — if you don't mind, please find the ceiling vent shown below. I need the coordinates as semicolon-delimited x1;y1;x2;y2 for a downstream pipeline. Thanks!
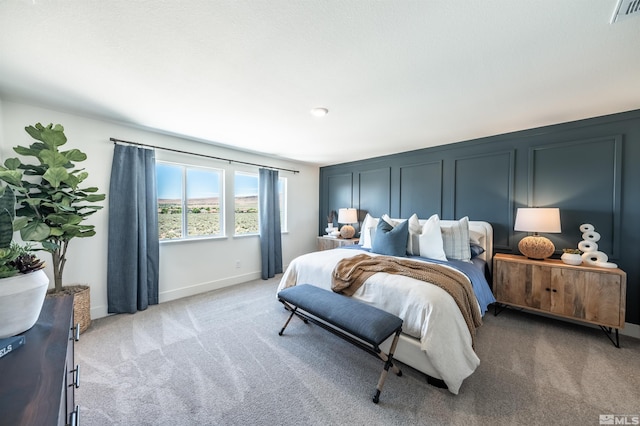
611;0;640;23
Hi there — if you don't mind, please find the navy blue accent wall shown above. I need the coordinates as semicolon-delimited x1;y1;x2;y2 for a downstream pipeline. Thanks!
319;109;640;325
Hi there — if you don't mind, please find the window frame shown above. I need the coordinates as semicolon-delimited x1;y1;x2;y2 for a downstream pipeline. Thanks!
234;171;260;236
232;172;288;236
157;161;225;242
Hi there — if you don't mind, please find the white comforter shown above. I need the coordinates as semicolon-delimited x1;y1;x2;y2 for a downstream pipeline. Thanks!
277;248;481;394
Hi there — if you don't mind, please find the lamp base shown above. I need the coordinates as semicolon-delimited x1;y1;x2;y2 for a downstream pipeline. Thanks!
518;236;555;259
340;225;355;239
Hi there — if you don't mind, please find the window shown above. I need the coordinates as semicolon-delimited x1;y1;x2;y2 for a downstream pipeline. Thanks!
157;162;223;240
234;172;259;235
234;172;288;235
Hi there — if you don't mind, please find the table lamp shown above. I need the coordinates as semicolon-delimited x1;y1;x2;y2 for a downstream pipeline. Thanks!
337;208;358;239
514;207;561;259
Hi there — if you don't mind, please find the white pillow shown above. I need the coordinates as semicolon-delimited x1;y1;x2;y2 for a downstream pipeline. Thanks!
407;214;447;261
441;216;471;262
406;214;423;255
469;228;485;246
359;213;380;249
381;214;401;227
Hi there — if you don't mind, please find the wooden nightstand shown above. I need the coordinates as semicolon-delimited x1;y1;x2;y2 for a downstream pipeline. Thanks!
493;253;626;347
317;236;359;251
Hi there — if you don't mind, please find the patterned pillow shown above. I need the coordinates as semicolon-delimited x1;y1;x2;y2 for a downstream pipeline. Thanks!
441;216;471;262
371;218;409;257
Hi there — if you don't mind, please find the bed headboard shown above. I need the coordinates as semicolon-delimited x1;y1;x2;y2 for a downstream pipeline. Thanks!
440;220;494;272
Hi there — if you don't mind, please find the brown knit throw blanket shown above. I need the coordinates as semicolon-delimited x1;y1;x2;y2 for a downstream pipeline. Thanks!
331;253;482;348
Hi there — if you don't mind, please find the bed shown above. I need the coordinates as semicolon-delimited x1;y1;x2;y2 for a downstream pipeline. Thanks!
277;215;495;394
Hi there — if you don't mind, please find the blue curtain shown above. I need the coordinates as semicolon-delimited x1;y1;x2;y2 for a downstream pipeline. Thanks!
259;168;282;279
107;144;159;313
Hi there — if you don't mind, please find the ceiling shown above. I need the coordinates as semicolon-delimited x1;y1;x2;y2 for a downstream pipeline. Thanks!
1;1;639;166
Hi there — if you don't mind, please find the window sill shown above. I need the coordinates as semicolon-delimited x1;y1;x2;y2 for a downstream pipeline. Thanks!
160;235;228;244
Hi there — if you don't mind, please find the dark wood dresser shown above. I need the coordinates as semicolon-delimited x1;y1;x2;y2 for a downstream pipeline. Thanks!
0;295;80;425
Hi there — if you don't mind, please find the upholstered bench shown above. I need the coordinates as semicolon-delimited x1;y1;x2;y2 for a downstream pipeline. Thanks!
277;284;403;403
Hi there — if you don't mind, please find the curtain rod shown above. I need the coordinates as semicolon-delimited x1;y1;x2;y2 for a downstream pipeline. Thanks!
109;138;300;174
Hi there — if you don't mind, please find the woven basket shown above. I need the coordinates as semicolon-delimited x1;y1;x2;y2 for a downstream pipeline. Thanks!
48;284;91;334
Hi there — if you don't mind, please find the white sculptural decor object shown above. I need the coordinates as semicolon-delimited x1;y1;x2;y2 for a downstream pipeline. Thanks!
578;223;617;268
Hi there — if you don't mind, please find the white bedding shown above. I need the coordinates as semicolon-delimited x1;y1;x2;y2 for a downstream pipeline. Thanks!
277;248;483;394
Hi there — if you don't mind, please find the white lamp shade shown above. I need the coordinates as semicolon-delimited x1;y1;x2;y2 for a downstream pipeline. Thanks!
337;208;358;224
514;208;561;233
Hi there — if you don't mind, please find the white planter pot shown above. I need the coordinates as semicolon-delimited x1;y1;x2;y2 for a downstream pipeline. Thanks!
0;270;49;339
561;252;583;266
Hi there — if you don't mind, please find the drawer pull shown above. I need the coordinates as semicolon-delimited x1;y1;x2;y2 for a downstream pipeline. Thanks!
68;405;79;426
69;364;80;389
545;287;551;292
74;323;80;342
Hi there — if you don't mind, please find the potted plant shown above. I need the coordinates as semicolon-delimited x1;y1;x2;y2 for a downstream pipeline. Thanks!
561;248;583;265
7;123;105;333
326;210;336;234
0;181;48;339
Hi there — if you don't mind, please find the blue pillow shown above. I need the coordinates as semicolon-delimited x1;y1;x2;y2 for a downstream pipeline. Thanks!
470;243;485;258
371;218;409;257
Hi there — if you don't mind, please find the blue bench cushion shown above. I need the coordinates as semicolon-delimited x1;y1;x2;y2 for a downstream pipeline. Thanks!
278;284;403;347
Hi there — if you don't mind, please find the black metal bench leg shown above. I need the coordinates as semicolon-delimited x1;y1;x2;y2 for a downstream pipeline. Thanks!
278;306;298;336
373;329;401;404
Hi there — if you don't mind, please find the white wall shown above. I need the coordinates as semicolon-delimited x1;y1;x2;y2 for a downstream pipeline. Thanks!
0;100;319;319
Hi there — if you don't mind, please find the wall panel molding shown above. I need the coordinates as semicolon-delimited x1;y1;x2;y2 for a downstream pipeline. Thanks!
398;161;443;218
527;135;622;257
357;167;392;218
452;150;515;250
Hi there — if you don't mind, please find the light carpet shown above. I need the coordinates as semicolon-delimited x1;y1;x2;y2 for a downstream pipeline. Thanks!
76;276;640;425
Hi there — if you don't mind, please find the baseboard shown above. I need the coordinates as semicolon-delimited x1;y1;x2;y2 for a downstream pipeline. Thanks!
90;271;263;320
157;271;263;303
622;322;640;339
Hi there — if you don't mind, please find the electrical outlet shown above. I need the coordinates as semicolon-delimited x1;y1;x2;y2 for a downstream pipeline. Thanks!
235;260;241;268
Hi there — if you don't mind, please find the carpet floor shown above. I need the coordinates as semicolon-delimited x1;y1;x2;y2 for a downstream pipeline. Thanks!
76;276;640;425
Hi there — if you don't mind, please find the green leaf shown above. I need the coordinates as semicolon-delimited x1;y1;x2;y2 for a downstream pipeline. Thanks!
84;194;106;202
0;187;15;218
62;149;87;162
40;149;70;168
41;240;59;252
46;213;83;225
76;229;96;238
63;173;80;189
0;170;23;186
3;158;22;170
20;220;51;241
22;198;44;206
39;125;67;148
0;209;13;248
12;216;28;231
43;167;69;188
49;227;65;236
24;125;45;142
